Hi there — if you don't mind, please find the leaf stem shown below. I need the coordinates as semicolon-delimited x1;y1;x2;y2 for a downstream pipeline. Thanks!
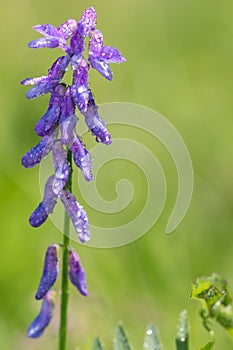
59;150;72;350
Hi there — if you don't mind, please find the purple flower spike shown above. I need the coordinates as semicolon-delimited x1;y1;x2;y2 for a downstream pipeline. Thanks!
77;7;96;37
35;245;59;300
57;19;78;40
88;30;126;81
83;94;112;145
68;247;88;296
27;291;55;338
70;132;93;181
71;59;90;112
52;141;69;195
29;176;58;227
22;129;58;168
34;84;66;136
60;190;90;243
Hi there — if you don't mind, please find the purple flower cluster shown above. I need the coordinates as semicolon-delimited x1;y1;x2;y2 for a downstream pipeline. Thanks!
27;245;87;338
21;7;126;243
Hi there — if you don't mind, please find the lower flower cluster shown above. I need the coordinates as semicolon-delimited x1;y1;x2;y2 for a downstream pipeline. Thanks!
27;245;87;338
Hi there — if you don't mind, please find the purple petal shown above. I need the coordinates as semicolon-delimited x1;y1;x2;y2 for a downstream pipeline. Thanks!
71;59;90;112
60;190;90;243
27;291;55;338
28;37;59;49
82;94;112;145
88;55;112;80
59;91;77;145
29;176;58;227
35;84;66;136
29;202;48;227
70;132;93;181
35;245;59;300
32;24;61;38
52;141;69;195
60;115;77;145
22;129;58;168
48;55;70;81
21;76;48;86
68;247;88;296
70;30;84;63
26;81;57;99
89;30;103;55
77;7;96;37
25;56;69;99
57;19;77;40
100;46;126;63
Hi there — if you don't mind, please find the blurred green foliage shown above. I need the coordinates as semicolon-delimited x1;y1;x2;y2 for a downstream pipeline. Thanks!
1;0;233;349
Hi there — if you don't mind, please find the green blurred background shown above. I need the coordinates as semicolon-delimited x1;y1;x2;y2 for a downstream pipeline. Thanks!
1;0;233;349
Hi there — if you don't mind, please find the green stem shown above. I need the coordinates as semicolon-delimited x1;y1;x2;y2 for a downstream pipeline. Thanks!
59;150;73;350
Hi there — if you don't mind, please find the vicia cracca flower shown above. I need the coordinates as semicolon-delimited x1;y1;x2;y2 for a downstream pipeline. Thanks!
27;290;55;339
21;6;126;243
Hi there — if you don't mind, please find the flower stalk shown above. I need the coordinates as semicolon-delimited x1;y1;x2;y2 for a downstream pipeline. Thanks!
59;150;72;350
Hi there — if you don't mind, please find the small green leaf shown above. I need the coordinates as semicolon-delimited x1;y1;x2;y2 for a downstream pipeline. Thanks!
114;324;132;350
191;273;233;338
198;340;214;350
143;324;163;350
175;310;189;350
92;337;104;350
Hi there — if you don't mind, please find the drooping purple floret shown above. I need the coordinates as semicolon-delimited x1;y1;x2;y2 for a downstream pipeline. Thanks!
82;93;112;145
29;23;66;50
27;291;55;338
47;56;70;81
22;128;58;168
69;31;85;70
52;141;69;195
88;30;126;81
59;90;77;145
70;131;93;181
28;37;60;49
35;245;59;300
25;81;58;99
68;247;88;296
24;56;69;99
34;84;66;136
77;7;96;37
29;176;58;227
71;59;90;113
60;190;90;243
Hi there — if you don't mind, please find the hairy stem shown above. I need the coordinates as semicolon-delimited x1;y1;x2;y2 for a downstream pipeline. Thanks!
59;150;72;350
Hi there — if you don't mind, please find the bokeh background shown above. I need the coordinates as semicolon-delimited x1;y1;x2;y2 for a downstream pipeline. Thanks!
1;0;233;349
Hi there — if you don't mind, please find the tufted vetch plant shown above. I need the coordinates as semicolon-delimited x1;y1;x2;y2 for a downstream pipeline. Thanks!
21;7;125;350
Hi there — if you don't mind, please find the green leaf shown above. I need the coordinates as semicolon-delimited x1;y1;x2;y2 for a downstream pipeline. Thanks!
92;337;104;350
143;324;163;350
191;273;233;338
175;310;189;350
114;324;132;350
198;341;214;350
